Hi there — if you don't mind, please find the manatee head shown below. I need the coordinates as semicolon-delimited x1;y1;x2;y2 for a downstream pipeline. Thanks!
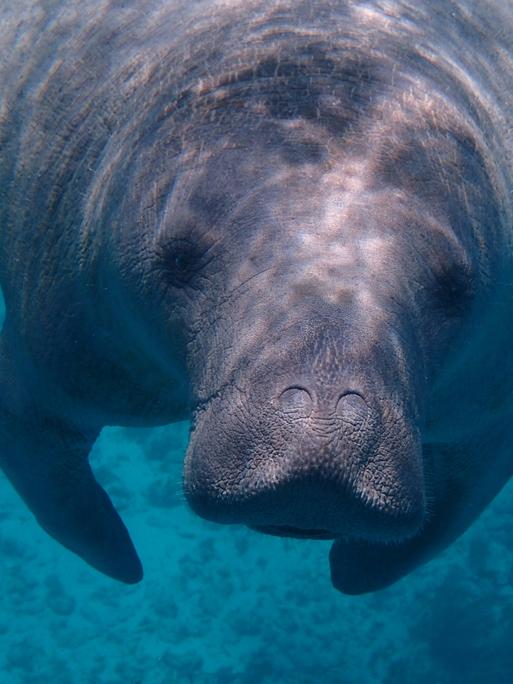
179;107;497;541
180;166;471;541
101;26;504;591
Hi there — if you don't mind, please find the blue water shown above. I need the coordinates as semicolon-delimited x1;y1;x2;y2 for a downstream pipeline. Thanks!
1;291;513;683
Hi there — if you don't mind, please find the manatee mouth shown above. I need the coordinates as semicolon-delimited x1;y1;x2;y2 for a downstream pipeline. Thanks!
251;525;337;540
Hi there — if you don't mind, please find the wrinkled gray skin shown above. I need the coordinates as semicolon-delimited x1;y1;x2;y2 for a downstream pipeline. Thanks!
1;0;513;594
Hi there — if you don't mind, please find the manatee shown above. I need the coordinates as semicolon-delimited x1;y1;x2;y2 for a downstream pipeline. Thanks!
0;0;512;594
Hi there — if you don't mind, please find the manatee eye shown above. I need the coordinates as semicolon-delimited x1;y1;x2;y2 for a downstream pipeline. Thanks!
160;238;203;287
173;248;195;273
432;261;475;317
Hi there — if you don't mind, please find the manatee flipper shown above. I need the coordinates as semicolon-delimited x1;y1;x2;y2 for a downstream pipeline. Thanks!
0;337;142;583
329;531;442;594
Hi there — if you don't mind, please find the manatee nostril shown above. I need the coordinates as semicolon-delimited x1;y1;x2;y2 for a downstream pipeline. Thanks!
336;391;368;418
278;386;313;417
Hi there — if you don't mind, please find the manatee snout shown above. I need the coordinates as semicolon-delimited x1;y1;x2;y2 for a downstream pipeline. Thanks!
184;328;425;546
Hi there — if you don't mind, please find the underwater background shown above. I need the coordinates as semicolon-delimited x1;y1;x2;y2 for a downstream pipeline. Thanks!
1;287;513;683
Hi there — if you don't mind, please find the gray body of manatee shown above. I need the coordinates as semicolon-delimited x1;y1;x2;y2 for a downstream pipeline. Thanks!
1;0;513;594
